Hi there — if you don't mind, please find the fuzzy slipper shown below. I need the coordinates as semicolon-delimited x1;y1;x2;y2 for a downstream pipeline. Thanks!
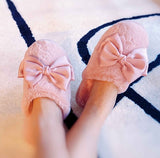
18;39;74;119
76;21;149;107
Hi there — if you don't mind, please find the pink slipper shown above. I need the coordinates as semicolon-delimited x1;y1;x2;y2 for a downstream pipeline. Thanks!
18;39;74;119
76;21;149;107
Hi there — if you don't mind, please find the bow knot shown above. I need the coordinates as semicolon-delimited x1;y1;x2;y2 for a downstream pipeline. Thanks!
43;65;50;76
117;54;126;65
18;56;74;90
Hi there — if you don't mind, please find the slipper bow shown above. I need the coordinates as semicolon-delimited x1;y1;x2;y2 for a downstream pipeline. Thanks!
99;34;148;82
19;56;72;90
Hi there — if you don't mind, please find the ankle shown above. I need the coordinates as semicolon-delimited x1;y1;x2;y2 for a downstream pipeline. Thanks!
32;97;63;121
84;80;118;118
92;80;118;94
89;80;118;104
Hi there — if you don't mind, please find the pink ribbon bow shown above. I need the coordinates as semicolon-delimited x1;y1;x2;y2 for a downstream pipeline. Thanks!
98;34;148;82
18;56;73;90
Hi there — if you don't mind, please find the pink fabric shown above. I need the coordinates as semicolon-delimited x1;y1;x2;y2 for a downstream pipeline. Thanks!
76;21;149;107
19;56;72;90
18;39;74;119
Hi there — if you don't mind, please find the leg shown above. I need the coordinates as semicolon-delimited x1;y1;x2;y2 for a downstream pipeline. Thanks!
26;98;69;158
66;80;118;158
68;21;149;158
26;80;117;158
18;39;75;157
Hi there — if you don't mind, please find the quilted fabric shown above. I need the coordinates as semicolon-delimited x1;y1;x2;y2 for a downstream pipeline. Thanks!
76;21;149;107
18;40;74;119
